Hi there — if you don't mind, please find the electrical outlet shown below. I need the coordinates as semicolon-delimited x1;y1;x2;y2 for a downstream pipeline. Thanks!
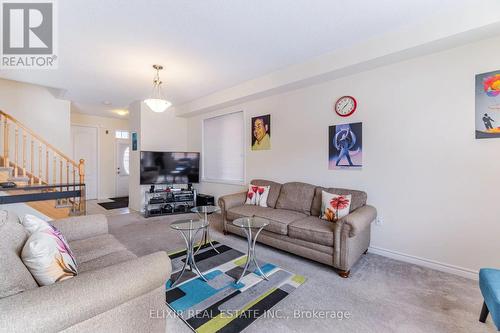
375;217;383;226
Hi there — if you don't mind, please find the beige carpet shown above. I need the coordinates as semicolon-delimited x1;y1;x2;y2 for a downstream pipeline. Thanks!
106;212;496;333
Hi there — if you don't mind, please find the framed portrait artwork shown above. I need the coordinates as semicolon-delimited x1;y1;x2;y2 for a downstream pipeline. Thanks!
251;114;271;151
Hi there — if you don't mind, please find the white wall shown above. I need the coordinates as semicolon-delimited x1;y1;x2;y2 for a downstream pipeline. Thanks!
140;105;188;152
70;111;129;199
128;102;188;211
128;102;142;212
177;3;500;116
186;35;500;275
0;78;71;155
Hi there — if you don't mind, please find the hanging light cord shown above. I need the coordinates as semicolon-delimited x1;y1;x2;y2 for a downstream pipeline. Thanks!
151;67;164;99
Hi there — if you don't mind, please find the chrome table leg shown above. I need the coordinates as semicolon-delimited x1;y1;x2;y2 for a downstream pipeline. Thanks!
169;227;207;289
235;225;268;284
194;211;220;255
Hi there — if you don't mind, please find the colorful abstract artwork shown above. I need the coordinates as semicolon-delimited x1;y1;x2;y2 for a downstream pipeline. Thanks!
328;122;362;169
166;242;305;333
251;114;271;150
476;70;500;139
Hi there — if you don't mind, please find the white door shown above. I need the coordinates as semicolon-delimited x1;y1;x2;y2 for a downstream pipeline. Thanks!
71;125;98;200
115;141;130;197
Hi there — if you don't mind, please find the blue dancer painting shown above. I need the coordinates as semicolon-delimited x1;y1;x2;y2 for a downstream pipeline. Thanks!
329;122;362;169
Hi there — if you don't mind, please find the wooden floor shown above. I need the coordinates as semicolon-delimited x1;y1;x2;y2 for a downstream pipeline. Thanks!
4;188;72;220
0;160;72;219
28;200;71;220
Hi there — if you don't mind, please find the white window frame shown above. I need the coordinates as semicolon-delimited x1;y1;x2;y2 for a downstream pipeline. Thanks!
201;110;246;185
115;130;129;139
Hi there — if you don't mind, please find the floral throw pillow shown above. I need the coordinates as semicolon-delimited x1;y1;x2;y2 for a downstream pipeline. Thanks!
245;184;270;207
320;191;352;222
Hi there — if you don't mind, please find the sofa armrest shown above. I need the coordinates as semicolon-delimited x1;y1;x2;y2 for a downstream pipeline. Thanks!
218;192;247;212
218;192;247;232
337;205;377;237
0;251;171;333
50;214;108;242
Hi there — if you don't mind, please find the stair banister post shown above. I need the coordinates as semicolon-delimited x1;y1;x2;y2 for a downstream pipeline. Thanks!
38;143;42;185
22;132;27;176
4;121;9;167
45;149;49;183
14;127;18;177
66;160;69;193
53;156;56;185
78;159;85;184
78;159;85;213
30;140;34;184
72;166;76;212
59;159;62;191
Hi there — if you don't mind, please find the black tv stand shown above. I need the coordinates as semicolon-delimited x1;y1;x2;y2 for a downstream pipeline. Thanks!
144;187;196;218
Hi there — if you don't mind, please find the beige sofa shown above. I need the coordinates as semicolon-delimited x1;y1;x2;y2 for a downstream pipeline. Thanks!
219;180;377;277
0;213;171;333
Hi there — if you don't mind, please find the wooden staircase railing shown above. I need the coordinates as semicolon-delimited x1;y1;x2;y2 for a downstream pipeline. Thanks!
0;110;86;215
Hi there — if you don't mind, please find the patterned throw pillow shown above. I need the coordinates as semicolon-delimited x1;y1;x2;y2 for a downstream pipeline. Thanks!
20;214;77;268
320;190;352;222
21;228;78;286
21;214;52;234
20;215;78;286
245;184;270;207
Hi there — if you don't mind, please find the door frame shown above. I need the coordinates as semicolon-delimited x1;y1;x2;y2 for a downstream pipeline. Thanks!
114;138;130;197
71;123;100;200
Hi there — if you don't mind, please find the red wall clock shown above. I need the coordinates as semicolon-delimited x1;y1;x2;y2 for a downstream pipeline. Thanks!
334;96;357;117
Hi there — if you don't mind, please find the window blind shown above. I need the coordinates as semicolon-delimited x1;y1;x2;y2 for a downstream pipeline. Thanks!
203;111;244;183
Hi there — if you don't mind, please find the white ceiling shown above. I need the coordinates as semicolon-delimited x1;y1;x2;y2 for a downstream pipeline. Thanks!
0;0;479;117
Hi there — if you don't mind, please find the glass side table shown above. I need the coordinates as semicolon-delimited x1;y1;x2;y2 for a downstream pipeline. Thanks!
232;217;270;284
191;205;220;254
169;219;209;288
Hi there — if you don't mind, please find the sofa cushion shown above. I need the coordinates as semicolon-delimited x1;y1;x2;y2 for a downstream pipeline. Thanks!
0;212;38;298
69;234;127;263
250;179;282;208
78;250;137;273
311;187;367;217
275;182;316;215
288;216;336;247
227;205;306;235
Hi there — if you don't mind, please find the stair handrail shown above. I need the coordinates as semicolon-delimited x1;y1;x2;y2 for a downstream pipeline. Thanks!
0;109;86;214
0;110;79;168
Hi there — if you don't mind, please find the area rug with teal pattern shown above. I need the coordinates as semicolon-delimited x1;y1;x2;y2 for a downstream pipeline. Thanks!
166;241;306;333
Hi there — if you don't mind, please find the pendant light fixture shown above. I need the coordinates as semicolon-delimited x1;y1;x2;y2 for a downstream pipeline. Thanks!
144;64;172;113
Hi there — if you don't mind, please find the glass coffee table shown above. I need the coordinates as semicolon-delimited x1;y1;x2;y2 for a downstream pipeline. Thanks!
232;217;270;284
191;205;220;254
169;219;209;288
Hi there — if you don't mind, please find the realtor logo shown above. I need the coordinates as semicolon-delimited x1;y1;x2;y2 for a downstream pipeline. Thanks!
1;0;58;68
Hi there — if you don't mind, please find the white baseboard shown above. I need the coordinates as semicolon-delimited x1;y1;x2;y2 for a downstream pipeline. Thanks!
368;246;479;280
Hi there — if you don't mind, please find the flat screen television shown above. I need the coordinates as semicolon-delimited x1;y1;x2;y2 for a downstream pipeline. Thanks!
140;151;200;185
